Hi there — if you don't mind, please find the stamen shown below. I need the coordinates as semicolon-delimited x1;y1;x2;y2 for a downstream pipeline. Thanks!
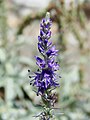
28;69;30;72
29;76;32;78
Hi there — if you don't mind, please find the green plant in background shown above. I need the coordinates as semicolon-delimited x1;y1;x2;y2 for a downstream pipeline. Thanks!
0;0;38;119
0;0;90;120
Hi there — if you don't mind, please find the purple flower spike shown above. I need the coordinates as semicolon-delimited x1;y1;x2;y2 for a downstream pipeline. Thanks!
29;12;61;95
28;12;61;120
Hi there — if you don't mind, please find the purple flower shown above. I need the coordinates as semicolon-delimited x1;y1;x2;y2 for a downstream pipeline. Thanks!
33;69;59;94
38;43;44;53
48;58;59;71
35;56;46;69
29;12;60;95
46;45;58;57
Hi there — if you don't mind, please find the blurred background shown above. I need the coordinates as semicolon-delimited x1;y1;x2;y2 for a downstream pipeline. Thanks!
0;0;90;120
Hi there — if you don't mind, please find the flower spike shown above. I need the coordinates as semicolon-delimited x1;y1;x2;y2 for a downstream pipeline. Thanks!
28;12;61;120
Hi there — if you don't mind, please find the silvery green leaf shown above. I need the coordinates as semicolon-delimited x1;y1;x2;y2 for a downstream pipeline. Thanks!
0;76;6;87
83;103;90;113
15;36;25;46
79;55;89;64
0;48;6;62
5;63;15;75
19;68;28;77
14;84;24;99
19;56;36;67
0;65;4;77
22;84;36;100
5;77;15;102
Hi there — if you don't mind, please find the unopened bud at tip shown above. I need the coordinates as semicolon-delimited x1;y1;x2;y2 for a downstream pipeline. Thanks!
46;12;50;20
